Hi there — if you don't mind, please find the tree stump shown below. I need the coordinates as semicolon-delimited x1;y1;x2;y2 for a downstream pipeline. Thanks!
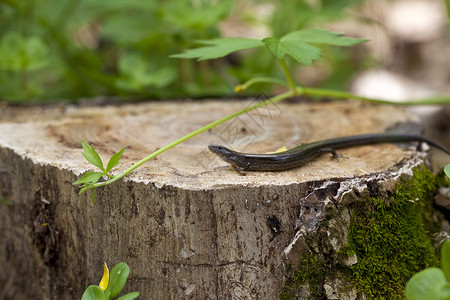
0;99;447;299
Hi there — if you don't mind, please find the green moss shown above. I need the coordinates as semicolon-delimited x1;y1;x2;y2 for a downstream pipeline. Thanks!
280;252;327;300
280;166;446;299
348;166;441;299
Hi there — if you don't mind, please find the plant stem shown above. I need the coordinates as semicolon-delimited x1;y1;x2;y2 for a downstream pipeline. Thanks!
299;87;450;105
279;58;297;93
237;78;450;105
235;77;289;92
91;90;295;188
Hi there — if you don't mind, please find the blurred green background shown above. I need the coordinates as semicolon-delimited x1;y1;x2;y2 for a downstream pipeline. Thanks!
0;0;409;102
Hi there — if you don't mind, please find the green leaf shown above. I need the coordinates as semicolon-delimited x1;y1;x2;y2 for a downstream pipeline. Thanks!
262;37;322;65
442;239;450;281
106;147;126;173
405;268;448;300
117;53;176;90
0;32;49;72
445;164;450;179
0;197;12;206
170;38;263;61
81;285;105;300
171;29;366;64
73;172;104;186
263;28;368;65
116;292;140;300
105;262;130;299
81;140;105;172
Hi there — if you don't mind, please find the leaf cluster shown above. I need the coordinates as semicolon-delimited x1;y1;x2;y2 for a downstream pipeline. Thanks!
73;140;125;204
81;262;139;300
234;0;369;90
171;28;367;65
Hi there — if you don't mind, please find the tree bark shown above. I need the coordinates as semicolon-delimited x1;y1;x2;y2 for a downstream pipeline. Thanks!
0;99;446;299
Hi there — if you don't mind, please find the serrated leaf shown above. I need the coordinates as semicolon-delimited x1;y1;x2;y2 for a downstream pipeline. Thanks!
170;38;263;61
116;292;140;300
262;37;322;65
82;140;105;172
106;147;126;173
263;28;368;65
171;29;366;65
105;262;130;299
442;239;450;281
73;172;104;185
81;285;105;300
261;37;287;60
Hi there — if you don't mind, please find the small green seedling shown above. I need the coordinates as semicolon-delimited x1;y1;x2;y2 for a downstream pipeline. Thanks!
405;239;450;300
81;262;139;300
171;28;367;92
73;140;126;204
445;165;450;179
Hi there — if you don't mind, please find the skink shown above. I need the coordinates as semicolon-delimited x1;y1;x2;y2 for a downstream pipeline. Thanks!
208;133;450;171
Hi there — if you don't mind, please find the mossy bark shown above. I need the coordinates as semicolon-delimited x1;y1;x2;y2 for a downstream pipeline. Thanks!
281;166;449;299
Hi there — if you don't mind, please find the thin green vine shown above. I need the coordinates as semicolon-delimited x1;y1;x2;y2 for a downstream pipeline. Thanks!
235;77;289;92
299;87;450;105
237;77;450;105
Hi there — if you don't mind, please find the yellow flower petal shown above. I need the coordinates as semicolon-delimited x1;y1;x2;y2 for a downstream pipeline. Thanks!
99;262;109;291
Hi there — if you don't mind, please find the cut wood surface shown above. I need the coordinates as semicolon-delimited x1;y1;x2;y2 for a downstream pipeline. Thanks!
0;99;444;299
0;100;422;188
